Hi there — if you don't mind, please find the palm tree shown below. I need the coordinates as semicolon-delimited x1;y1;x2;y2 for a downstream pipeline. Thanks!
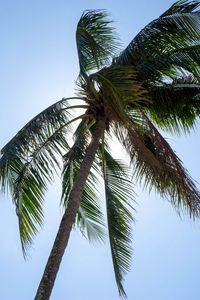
1;0;200;299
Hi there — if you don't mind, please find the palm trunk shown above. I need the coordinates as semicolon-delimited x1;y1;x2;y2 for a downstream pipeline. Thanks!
34;118;105;300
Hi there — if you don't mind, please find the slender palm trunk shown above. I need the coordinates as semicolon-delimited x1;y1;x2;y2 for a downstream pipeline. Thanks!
34;118;105;300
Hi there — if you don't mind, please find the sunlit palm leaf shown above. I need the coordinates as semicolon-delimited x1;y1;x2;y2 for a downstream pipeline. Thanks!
13;159;46;253
77;175;105;242
0;98;84;253
99;145;135;298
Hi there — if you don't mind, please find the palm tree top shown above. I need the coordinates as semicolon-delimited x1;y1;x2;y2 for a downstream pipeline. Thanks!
1;1;200;298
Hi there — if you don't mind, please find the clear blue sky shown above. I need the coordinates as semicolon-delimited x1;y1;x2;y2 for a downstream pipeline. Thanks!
1;1;200;299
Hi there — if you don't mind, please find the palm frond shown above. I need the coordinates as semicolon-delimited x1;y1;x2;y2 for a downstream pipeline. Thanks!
62;119;105;242
90;65;149;123
98;65;149;106
114;115;200;218
147;79;200;133
160;0;200;17
76;175;105;242
76;9;119;77
0;98;86;253
117;2;200;82
137;45;200;83
99;144;135;298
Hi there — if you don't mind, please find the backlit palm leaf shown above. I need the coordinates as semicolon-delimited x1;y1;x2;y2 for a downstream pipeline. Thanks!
76;10;119;77
160;0;200;17
0;98;84;252
99;145;135;298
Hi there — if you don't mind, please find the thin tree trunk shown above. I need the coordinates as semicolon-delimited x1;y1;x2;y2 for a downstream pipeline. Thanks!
34;118;105;300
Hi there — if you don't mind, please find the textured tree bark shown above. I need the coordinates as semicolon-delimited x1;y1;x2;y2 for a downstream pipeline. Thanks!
34;118;105;300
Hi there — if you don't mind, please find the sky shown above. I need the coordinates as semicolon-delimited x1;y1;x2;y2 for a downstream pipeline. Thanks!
0;1;200;299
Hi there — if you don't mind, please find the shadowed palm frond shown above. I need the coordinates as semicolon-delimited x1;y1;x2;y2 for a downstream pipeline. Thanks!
147;78;200;133
76;10;120;77
142;115;200;217
90;68;127;122
99;144;135;298
137;45;200;83
114;115;200;218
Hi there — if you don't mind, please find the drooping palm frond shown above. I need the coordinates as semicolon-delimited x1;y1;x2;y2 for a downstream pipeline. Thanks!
117;1;200;82
0;98;85;253
143;115;200;217
147;78;200;133
76;9;120;77
0;97;83;191
62;119;105;242
99;143;135;298
114;115;200;218
76;176;105;242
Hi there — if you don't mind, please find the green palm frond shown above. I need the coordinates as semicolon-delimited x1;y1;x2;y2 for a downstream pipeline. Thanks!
0;98;86;253
118;10;200;66
0;97;87;194
117;2;200;82
62;119;105;242
160;0;200;17
137;45;200;83
77;175;105;242
97;65;149;106
90;65;149;123
147;78;200;133
76;9;119;77
1;3;200;297
99;144;135;298
114;116;200;218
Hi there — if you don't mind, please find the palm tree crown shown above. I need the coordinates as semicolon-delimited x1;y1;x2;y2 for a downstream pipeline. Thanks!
1;1;200;298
